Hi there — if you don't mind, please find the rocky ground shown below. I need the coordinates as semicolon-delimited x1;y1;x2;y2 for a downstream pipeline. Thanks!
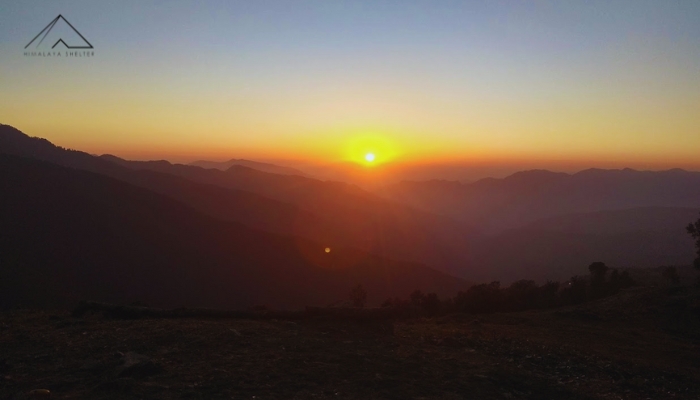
1;286;699;399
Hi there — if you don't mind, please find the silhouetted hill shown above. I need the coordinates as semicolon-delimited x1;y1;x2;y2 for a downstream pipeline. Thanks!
0;125;331;240
103;156;475;275
522;206;700;235
4;124;698;284
189;158;309;176
385;168;700;233
0;124;124;174
0;124;473;276
0;155;469;310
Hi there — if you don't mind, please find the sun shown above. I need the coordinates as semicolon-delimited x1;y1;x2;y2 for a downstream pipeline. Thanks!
343;132;398;165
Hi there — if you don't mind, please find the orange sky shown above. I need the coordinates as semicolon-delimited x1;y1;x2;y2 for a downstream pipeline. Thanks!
1;2;699;173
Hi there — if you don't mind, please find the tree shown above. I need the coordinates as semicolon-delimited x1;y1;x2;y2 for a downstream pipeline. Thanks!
506;280;538;311
539;280;560;308
588;262;609;285
423;292;441;316
687;214;700;270
588;261;610;298
409;290;425;307
455;281;502;313
619;270;635;288
662;266;680;285
608;269;623;294
349;284;367;308
561;276;587;305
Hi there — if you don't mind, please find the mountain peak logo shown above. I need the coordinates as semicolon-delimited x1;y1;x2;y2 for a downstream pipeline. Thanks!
25;15;93;50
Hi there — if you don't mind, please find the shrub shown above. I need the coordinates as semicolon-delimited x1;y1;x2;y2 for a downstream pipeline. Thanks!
662;266;680;285
687;214;700;270
349;284;367;308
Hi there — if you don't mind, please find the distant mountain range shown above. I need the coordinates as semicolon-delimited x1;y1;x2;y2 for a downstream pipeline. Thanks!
0;154;468;309
467;207;697;283
189;158;309;176
1;123;699;292
383;169;700;233
382;170;700;282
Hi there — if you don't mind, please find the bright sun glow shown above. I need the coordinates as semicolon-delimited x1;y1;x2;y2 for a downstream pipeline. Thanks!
343;132;399;165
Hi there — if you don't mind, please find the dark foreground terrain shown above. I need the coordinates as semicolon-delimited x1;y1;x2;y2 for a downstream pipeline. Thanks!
1;286;699;400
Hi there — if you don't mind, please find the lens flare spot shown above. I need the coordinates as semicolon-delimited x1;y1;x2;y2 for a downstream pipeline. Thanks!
324;247;331;253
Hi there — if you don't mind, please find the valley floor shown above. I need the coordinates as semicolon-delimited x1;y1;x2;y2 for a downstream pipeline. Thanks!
1;287;699;400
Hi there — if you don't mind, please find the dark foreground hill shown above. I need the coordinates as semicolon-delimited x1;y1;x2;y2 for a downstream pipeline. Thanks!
0;155;468;310
1;285;699;399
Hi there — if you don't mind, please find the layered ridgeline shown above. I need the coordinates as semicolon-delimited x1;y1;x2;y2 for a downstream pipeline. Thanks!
384;170;700;282
2;124;699;285
0;154;468;310
189;158;309;177
0;124;473;278
384;170;700;233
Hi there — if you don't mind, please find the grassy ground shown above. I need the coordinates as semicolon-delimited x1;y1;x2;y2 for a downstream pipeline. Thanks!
1;286;699;399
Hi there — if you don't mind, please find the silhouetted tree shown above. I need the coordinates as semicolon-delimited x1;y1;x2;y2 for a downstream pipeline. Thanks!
662;266;680;285
538;280;560;308
506;280;538;311
349;284;367;308
608;269;622;294
619;270;635;288
588;261;610;298
687;214;700;270
589;262;609;285
423;292;441;316
456;281;502;313
561;276;587;305
409;290;425;307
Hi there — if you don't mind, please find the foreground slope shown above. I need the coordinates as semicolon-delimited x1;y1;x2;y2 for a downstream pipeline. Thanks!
0;155;468;309
1;285;698;399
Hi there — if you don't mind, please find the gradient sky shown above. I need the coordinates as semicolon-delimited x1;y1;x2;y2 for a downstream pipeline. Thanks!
1;1;699;169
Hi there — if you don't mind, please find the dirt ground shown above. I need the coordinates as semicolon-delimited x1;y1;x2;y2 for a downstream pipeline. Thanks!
1;286;699;399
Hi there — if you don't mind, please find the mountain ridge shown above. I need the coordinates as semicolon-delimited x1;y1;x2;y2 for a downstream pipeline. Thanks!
190;158;309;176
0;124;473;278
0;154;469;310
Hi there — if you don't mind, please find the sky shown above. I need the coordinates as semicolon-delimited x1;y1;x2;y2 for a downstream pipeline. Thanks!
1;1;699;172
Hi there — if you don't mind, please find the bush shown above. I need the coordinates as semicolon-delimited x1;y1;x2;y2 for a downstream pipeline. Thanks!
505;280;538;311
687;215;700;270
349;284;367;308
662;266;680;285
455;281;503;313
561;276;588;305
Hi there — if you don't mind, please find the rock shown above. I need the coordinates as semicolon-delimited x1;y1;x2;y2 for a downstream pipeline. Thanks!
29;389;51;397
0;359;9;373
118;352;164;379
